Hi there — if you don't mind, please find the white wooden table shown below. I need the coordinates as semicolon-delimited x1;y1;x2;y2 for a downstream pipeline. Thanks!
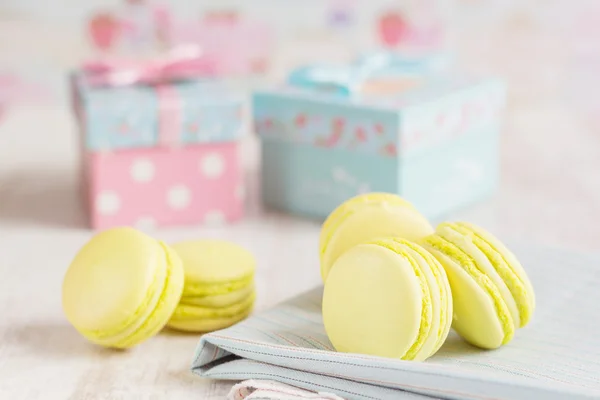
1;4;600;397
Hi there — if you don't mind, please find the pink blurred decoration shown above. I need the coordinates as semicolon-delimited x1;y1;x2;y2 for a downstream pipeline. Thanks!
377;0;446;52
85;3;271;75
167;13;272;75
378;11;444;49
88;12;120;50
378;12;410;47
87;2;173;51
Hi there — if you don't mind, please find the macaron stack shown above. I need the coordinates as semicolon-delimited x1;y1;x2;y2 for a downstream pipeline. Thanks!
321;192;535;360
62;228;255;349
167;240;256;333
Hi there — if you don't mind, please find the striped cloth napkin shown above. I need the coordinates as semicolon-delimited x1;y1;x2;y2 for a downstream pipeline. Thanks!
192;244;600;400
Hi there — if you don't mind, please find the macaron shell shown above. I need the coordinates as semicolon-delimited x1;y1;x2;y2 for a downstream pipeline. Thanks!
113;242;184;348
320;205;434;281
182;284;255;308
63;227;170;340
437;224;521;328
319;192;415;255
458;222;536;321
172;240;255;296
400;242;448;361
426;245;509;349
323;244;423;359
183;275;254;297
416;246;453;356
370;238;434;361
167;308;253;333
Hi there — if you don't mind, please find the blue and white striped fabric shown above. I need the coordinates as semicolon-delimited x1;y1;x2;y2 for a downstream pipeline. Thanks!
192;245;600;400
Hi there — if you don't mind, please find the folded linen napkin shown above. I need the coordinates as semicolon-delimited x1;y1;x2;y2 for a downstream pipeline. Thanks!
193;244;600;400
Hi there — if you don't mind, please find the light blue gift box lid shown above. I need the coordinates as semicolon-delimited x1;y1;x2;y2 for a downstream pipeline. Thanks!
255;72;505;158
71;73;244;152
253;56;506;219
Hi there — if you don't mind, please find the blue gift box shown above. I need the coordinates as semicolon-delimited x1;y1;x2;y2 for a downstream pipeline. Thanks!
253;61;506;220
71;74;244;151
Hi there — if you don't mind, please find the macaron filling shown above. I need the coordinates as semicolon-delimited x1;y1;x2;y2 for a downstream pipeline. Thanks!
424;234;514;345
370;238;433;360
183;274;254;297
403;240;452;356
453;223;532;327
117;241;184;348
168;308;253;332
172;291;256;321
437;224;521;327
182;283;255;308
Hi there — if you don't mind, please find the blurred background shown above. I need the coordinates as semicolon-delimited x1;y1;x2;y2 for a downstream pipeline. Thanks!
0;0;599;250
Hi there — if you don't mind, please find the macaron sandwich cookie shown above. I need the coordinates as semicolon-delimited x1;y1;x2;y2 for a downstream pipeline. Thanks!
323;238;452;361
319;193;434;282
62;227;184;349
422;222;535;349
167;240;256;332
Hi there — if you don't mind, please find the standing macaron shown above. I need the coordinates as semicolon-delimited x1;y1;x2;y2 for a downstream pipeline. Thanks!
167;240;256;332
422;222;535;349
319;193;434;282
62;227;185;349
323;237;452;361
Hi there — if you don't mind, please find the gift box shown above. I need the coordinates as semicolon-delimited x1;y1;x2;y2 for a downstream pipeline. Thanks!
254;56;506;220
72;48;245;229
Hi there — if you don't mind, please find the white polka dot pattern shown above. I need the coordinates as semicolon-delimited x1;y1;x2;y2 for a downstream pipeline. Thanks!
167;185;192;210
200;153;225;179
130;158;155;183
96;191;121;215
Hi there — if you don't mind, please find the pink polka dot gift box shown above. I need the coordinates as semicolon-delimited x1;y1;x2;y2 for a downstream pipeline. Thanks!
71;47;245;229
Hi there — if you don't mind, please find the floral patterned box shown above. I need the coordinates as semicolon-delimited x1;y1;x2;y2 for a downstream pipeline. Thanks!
71;62;246;229
254;71;506;220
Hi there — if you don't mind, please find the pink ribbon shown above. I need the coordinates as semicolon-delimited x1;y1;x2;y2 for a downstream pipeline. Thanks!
82;45;218;86
82;45;217;147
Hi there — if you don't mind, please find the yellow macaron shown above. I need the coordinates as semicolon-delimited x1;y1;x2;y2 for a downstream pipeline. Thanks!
422;222;535;349
323;237;452;361
167;240;256;332
319;193;434;282
62;227;184;349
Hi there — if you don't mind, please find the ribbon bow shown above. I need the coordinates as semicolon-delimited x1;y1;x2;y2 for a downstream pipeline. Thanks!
79;45;219;148
288;51;446;97
82;45;217;87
